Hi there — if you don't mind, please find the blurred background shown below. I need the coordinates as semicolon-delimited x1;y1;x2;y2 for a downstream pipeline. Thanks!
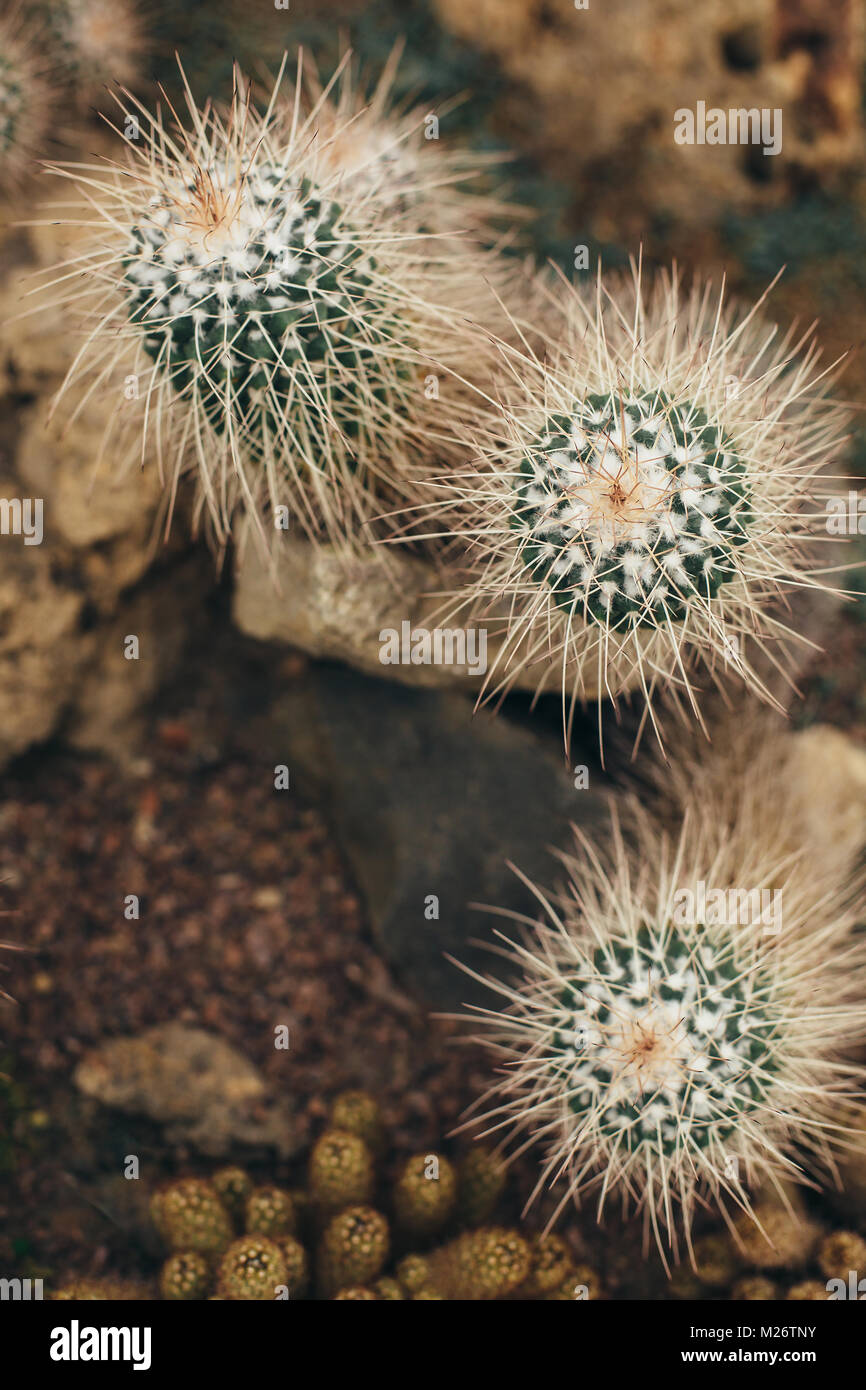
0;0;864;1301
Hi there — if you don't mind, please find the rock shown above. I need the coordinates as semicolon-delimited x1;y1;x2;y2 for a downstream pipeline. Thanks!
255;665;610;1009
432;0;863;234
785;724;866;871
0;523;87;766
232;532;625;701
74;1022;301;1159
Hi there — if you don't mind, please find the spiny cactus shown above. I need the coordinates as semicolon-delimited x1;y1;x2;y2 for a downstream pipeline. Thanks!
308;1129;375;1214
150;1177;233;1256
393;1152;458;1238
41;56;503;551
159;1251;211;1301
425;264;848;749
301;48;509;232
0;11;52;189
38;0;142;107
457;782;866;1268
317;1205;390;1297
216;1236;287;1300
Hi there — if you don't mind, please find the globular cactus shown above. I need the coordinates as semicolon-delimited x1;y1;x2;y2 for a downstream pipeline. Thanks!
731;1275;778;1301
816;1230;866;1282
37;0;142;107
279;1237;310;1299
244;1185;296;1238
41;56;503;551
333;1286;379;1300
519;1234;575;1298
308;1129;375;1215
52;1278;145;1300
458;778;866;1268
0;11;52;190
421;1226;531;1300
787;1280;828;1301
150;1178;233;1256
372;1276;405;1300
211;1165;253;1226
216;1236;287;1301
393;1152;458;1238
329;1089;385;1158
394;1253;432;1294
455;1146;507;1227
317;1205;390;1297
159;1251;211;1301
428;264;848;748
731;1203;820;1272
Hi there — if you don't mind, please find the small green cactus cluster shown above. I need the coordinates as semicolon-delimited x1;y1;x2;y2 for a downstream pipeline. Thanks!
51;1089;604;1300
670;1202;866;1302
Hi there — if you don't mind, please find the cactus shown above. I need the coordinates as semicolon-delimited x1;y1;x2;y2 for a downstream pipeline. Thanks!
244;1185;297;1238
455;1146;506;1227
308;1129;375;1214
393;1152;457;1238
423;1226;531;1300
731;1204;819;1271
372;1276;405;1300
37;0;142;107
518;1234;575;1298
151;1178;233;1256
211;1165;253;1226
394;1253;432;1294
431;265;848;747
216;1236;287;1300
816;1230;866;1281
52;1278;144;1300
786;1280;828;1301
41;57;502;551
317;1205;390;1297
159;1251;211;1301
279;1236;310;1299
333;1285;378;1300
457;785;866;1267
0;12;52;189
329;1089;385;1158
731;1275;777;1301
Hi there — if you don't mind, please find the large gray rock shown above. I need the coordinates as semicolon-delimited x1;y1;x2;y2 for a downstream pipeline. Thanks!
257;666;609;1010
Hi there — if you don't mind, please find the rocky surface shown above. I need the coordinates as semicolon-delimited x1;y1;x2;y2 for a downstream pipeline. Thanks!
432;0;863;236
74;1022;302;1159
256;665;610;1009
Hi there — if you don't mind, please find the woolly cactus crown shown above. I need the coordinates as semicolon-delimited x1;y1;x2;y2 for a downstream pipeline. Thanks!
42;55;503;548
459;783;866;1267
423;264;848;748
